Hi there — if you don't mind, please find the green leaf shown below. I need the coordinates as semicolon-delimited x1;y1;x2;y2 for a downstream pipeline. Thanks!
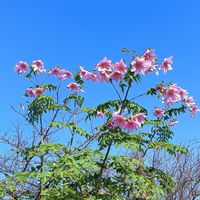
27;95;55;123
63;94;84;107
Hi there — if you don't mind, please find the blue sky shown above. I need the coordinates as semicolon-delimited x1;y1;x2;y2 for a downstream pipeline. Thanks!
0;0;200;141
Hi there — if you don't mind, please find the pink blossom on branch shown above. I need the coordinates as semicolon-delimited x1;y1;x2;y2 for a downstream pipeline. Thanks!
26;87;44;98
143;49;156;64
31;60;46;74
67;82;83;93
113;59;127;73
153;108;165;118
80;66;89;78
26;88;35;98
111;115;126;128
178;87;188;100
159;83;190;106
58;69;73;80
49;67;61;76
144;63;158;75
85;73;98;82
34;88;44;97
131;57;148;75
185;96;195;107
124;119;138;130
15;61;28;74
96;57;112;72
97;71;110;83
162;85;181;106
32;60;44;69
132;113;147;126
109;71;124;82
159;56;173;73
80;66;98;82
190;105;200;117
49;67;72;80
142;49;158;75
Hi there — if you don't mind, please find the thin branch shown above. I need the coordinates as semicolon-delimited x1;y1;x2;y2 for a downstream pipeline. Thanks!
110;80;122;102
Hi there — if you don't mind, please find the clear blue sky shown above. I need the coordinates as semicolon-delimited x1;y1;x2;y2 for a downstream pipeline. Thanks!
0;0;199;141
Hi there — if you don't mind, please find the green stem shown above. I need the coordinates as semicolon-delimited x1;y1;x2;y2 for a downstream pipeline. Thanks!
143;130;157;157
110;80;123;102
130;92;147;101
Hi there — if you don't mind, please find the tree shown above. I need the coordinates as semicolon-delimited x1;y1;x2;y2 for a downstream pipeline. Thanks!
147;140;200;200
0;49;199;199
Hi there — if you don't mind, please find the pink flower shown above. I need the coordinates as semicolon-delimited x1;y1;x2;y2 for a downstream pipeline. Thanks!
80;66;89;78
143;49;156;64
112;115;126;128
125;119;138;130
49;67;61;76
14;61;28;74
32;60;46;74
162;86;180;106
178;87;188;100
190;105;200;117
109;71;124;82
32;60;44;69
131;57;148;75
96;57;112;72
26;87;44;98
67;82;83;93
132;113;147;126
142;49;158;75
97;71;110;83
160;84;190;106
79;67;98;82
185;96;195;107
144;62;158;75
33;88;44;97
153;108;165;118
159;56;173;73
113;59;127;73
26;88;35;97
86;73;98;82
58;69;73;80
49;67;72;80
97;111;104;118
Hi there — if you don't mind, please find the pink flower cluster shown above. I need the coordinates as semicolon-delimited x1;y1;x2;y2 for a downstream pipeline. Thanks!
49;67;72;80
153;108;180;126
14;60;74;81
111;112;146;130
80;58;127;83
156;83;199;117
131;49;173;75
131;49;157;75
67;82;83;93
14;61;28;74
14;60;46;75
26;87;44;98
